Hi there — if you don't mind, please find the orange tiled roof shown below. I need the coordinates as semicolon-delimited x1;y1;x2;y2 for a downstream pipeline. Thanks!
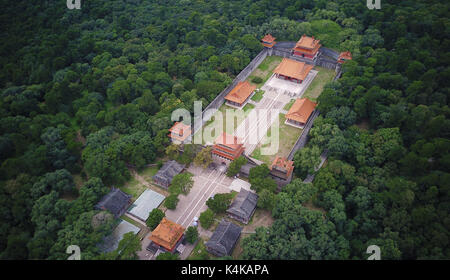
214;132;243;150
273;58;314;81
338;51;352;62
224;81;257;105
286;98;317;124
212;132;244;161
168;122;191;142
294;34;321;50
261;34;276;43
270;156;294;177
149;218;185;251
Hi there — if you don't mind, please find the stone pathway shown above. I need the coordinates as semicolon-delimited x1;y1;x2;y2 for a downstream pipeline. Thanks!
303;149;328;183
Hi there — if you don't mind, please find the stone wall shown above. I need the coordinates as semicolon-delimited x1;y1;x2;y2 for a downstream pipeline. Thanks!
287;109;320;161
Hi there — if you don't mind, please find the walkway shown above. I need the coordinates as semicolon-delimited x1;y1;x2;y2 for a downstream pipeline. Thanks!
303;149;329;183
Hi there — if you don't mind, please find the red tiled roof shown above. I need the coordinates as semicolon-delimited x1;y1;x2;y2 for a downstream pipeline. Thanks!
149;218;185;251
212;132;244;161
293;34;321;55
273;58;314;81
294;34;321;50
338;51;352;62
261;34;276;43
224;81;257;105
270;156;294;178
214;132;243;150
168;122;191;142
285;98;317;124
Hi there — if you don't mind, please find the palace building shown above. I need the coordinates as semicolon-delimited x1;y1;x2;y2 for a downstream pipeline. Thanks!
270;156;294;181
273;58;314;84
338;51;352;63
292;34;321;60
212;132;245;163
168;121;191;143
148;218;185;253
285;98;317;128
261;34;276;48
224;81;257;109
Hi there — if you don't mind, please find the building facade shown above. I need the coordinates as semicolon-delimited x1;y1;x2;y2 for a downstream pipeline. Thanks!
292;34;321;60
212;132;245;164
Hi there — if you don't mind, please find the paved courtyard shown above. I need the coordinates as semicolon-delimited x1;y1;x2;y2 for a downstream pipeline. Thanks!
165;165;233;229
232;70;318;156
263;70;318;97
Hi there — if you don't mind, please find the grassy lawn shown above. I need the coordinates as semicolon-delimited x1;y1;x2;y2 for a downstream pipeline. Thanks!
250;113;302;165
302;66;335;101
187;238;212;260
120;214;143;229
243;103;255;113
250;89;265;102
246;56;282;87
119;177;147;200
231;233;251;260
139;165;159;182
283;99;295;111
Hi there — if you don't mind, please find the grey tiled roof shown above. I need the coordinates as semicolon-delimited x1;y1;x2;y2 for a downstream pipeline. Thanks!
95;188;132;217
152;160;185;186
205;220;242;256
226;189;258;222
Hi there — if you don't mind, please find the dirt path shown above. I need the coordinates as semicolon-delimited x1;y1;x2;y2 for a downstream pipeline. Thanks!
243;209;274;232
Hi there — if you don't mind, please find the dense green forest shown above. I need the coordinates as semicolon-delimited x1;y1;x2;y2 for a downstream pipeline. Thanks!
0;0;448;259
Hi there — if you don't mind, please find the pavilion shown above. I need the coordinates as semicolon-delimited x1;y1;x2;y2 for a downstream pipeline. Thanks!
285;98;317;128
211;132;245;163
168;122;191;143
261;34;276;48
270;156;294;181
338;51;352;63
148;218;185;253
152;160;185;189
224;81;257;109
226;188;258;224
205;220;242;257
292;34;321;60
273;58;314;84
95;188;132;218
